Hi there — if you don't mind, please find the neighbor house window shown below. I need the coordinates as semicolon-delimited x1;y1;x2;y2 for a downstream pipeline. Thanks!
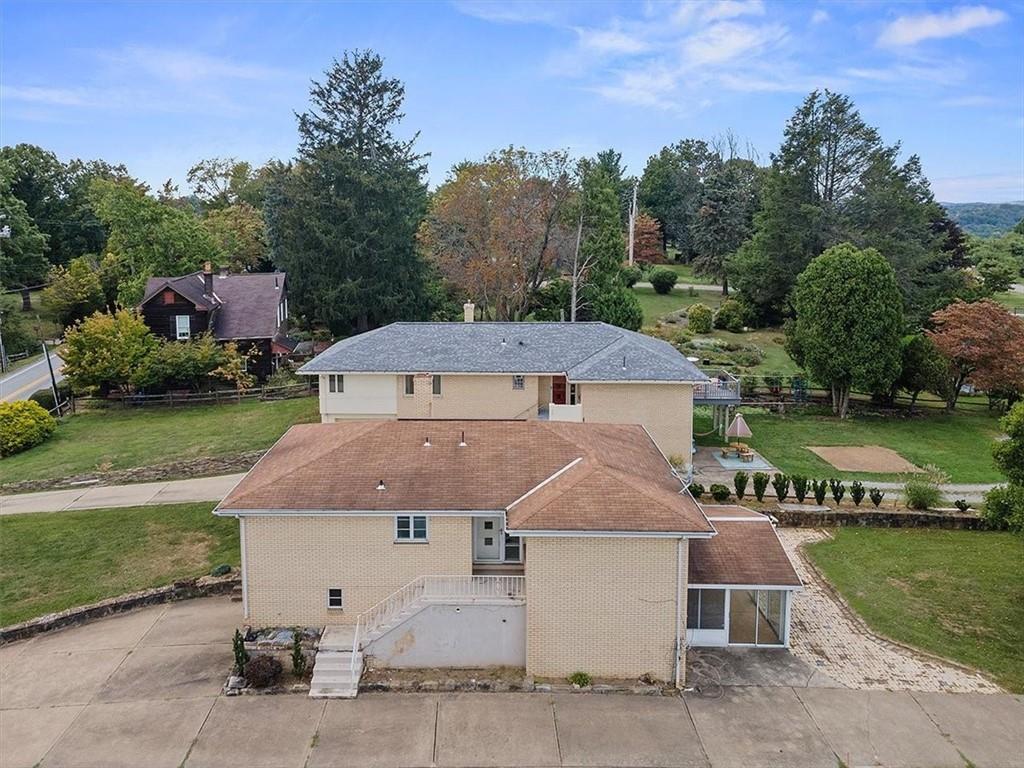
328;374;344;393
687;589;726;630
512;375;525;391
327;588;343;610
395;515;428;541
404;375;415;395
432;375;442;396
175;315;191;340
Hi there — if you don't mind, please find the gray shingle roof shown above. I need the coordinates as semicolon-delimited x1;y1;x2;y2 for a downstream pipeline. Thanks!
298;322;707;382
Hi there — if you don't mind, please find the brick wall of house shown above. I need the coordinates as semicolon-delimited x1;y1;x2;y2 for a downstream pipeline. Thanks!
524;536;687;683
242;515;473;626
394;374;541;420
580;383;694;462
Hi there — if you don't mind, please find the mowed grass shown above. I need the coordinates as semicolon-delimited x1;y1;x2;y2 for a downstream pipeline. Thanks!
661;263;717;285
0;396;320;485
635;286;725;325
695;406;1003;483
0;503;239;625
993;290;1024;311
807;528;1024;692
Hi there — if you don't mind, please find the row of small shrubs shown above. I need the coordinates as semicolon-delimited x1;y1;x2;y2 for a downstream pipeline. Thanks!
686;299;747;334
0;400;58;457
232;628;309;688
689;472;886;507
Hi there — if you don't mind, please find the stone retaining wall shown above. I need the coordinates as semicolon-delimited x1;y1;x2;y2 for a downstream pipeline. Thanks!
774;507;986;529
0;574;240;644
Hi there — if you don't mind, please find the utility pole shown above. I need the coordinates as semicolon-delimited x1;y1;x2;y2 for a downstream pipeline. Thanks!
0;219;9;373
43;342;60;414
627;181;638;266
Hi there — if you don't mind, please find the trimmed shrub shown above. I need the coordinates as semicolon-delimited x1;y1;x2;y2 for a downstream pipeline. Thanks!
244;654;282;688
710;483;731;502
733;471;749;499
829;478;846;504
812;479;828;505
687;303;713;333
291;630;308;677
689;482;705;500
981;484;1024;532
621;265;643;288
232;629;249;674
568;671;592;687
904;465;947;511
771;473;790;502
850;481;866;506
752;472;770;502
792;475;809;503
649;267;678;295
953;499;970;513
714;299;745;333
869;488;885;507
0;401;57;457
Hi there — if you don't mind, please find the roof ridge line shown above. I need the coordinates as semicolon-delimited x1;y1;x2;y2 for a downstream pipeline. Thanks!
506;456;584;510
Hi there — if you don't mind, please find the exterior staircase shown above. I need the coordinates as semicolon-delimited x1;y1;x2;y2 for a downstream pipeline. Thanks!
309;575;525;699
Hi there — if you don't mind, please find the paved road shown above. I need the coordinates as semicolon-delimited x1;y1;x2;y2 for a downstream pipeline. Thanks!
0;474;245;515
0;352;64;402
635;280;730;294
2;597;1021;768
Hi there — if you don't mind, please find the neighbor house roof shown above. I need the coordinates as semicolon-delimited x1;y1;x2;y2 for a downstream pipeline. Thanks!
141;271;287;341
217;420;713;535
298;322;707;383
688;507;802;587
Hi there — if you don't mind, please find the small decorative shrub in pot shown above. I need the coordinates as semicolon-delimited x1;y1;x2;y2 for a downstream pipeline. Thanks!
232;629;249;675
686;303;713;333
792;475;809;503
869;488;884;507
829;478;846;504
733;471;749;499
710;483;731;503
752;472;770;502
568;671;592;687
244;654;283;688
812;479;827;505
771;473;790;502
689;482;705;500
649;267;678;295
850;481;865;506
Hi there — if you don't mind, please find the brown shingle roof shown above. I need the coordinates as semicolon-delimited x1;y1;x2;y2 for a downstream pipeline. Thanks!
688;512;801;587
218;421;712;535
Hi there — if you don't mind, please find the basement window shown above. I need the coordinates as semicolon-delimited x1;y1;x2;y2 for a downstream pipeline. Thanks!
327;374;344;393
327;588;343;610
395;515;428;542
512;375;525;391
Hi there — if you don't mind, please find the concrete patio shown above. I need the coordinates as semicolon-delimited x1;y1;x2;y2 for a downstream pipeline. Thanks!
2;596;1022;767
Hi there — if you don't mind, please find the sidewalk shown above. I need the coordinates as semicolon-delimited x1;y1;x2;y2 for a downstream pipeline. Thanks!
0;473;245;515
634;280;728;294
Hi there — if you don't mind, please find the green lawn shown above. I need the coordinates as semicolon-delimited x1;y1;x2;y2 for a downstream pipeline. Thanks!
0;502;239;625
635;286;725;325
0;290;63;348
0;396;320;485
695;406;1004;483
808;528;1024;692
661;263;717;285
993;290;1024;311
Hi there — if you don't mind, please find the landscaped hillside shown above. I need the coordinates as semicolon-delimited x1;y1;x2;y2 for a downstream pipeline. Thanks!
943;202;1024;237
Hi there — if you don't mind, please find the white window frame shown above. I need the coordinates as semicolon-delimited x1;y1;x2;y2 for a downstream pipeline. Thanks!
175;315;191;340
328;374;344;393
432;375;442;396
327;588;343;610
404;375;415;396
512;375;525;391
395;515;428;542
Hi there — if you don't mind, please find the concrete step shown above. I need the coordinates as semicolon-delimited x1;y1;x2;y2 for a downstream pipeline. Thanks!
312;670;359;685
314;653;362;671
310;685;358;699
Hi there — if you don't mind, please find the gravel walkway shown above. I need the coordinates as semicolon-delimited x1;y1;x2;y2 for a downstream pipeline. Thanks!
778;528;1002;693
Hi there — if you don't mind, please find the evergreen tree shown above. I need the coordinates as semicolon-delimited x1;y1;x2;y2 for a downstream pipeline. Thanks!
691;158;761;295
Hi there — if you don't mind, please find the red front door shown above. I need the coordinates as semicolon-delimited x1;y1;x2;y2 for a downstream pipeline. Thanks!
552;376;567;405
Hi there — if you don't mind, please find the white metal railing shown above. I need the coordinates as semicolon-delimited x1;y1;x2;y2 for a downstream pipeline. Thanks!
694;369;741;401
349;575;525;674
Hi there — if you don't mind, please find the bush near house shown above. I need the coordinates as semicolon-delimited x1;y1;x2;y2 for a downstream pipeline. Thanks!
687;303;713;333
0;401;57;457
649;267;678;295
713;299;746;332
244;655;282;688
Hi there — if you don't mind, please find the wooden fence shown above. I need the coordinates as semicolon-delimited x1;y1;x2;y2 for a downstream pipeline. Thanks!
72;381;316;411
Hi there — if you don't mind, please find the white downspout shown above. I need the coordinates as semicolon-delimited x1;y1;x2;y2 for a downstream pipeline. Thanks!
675;537;683;689
239;516;249;620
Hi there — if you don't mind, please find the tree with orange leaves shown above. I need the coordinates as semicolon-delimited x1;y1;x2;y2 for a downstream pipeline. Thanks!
927;299;1024;410
632;213;666;265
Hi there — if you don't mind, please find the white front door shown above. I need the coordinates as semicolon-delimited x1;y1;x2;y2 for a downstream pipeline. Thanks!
473;517;503;562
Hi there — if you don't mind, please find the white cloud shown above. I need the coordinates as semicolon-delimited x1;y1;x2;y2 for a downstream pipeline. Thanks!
672;0;765;26
811;9;829;25
1;85;91;106
575;27;651;55
591;65;680;108
683;21;788;66
878;5;1008;47
100;46;289;83
939;94;1000;107
451;0;564;25
932;173;1024;203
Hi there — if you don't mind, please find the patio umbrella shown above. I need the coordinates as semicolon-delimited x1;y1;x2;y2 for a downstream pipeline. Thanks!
726;413;753;440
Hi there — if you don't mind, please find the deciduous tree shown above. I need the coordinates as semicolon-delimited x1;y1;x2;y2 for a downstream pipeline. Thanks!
42;256;105;327
62;310;159;394
632;213;665;264
202;203;270;272
639;139;716;257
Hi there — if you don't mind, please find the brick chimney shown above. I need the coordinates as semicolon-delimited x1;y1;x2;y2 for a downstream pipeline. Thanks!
203;261;213;295
463;302;475;323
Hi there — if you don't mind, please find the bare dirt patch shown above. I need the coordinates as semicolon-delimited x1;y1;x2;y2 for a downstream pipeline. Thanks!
808;445;921;473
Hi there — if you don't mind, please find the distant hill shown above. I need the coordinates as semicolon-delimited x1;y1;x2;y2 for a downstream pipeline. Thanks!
942;202;1024;238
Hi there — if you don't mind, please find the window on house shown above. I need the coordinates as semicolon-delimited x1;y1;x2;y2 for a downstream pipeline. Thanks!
569;383;581;405
175;315;191;340
395;515;428;541
432;375;442;396
504;534;522;562
404;375;415;396
328;374;344;393
512;375;525;391
687;588;726;630
327;588;343;610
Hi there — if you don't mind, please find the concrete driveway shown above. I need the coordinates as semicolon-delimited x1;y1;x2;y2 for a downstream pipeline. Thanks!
2;597;1022;768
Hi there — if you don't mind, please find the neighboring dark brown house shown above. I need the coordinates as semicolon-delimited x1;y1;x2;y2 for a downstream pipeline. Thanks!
139;263;293;380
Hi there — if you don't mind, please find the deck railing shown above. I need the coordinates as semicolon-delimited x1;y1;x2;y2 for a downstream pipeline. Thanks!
694;369;741;401
349;575;525;675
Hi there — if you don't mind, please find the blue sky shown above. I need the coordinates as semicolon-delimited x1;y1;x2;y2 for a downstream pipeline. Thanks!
2;1;1022;202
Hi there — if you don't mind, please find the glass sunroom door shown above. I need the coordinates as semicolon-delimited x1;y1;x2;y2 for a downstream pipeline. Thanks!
728;589;786;646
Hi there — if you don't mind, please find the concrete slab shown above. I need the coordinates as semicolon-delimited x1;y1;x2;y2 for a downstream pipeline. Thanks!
141;596;241;646
684;687;836;768
688;648;842;689
912;692;1024;768
43;698;214;768
63;482;164;510
185;696;325;768
96;643;230;702
795;688;963;768
309;693;437;768
0;639;34;677
26;605;166;654
150;474;243;505
436;693;560;767
0;489;83;515
553;693;708;767
0;705;84;768
0;649;126;708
